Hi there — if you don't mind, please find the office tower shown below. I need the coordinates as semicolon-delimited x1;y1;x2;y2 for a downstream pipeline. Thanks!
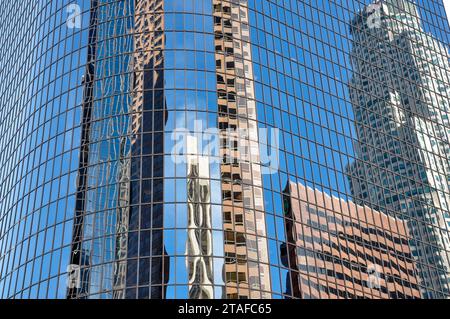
348;0;450;298
125;0;169;300
185;135;214;299
67;0;98;299
213;0;271;299
0;0;449;300
281;181;421;299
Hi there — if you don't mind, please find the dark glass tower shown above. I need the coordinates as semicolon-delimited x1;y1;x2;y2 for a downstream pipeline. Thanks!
0;0;449;299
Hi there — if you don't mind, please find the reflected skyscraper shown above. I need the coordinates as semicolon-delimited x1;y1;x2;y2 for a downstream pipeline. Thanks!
348;0;450;298
213;0;271;299
0;0;449;300
186;136;214;299
125;0;169;299
281;181;421;299
67;0;98;299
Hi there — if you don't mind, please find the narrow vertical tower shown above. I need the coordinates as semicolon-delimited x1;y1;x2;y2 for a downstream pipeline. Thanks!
213;0;271;298
67;0;99;299
186;136;214;299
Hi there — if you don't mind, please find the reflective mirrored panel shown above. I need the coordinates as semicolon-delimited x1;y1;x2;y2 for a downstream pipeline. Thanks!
0;0;449;299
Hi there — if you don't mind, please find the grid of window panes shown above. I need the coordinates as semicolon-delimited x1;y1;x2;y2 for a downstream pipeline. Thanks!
0;0;449;300
0;0;91;298
245;0;450;299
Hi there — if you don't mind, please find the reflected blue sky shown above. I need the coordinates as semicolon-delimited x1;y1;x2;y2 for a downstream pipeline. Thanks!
0;0;449;299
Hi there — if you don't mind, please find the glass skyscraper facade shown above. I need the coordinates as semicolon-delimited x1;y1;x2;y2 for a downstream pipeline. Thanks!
0;0;449;300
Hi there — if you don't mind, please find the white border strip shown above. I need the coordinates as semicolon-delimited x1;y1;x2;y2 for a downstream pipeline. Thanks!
444;0;450;25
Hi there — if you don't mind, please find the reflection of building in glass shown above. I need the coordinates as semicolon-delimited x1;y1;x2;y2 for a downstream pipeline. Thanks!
2;0;450;300
112;137;131;299
186;136;214;299
213;0;271;298
125;0;169;299
348;0;450;298
68;0;171;299
67;0;98;299
281;182;421;299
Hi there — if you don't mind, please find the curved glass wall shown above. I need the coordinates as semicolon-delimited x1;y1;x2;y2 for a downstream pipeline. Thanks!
0;0;449;299
0;0;91;298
